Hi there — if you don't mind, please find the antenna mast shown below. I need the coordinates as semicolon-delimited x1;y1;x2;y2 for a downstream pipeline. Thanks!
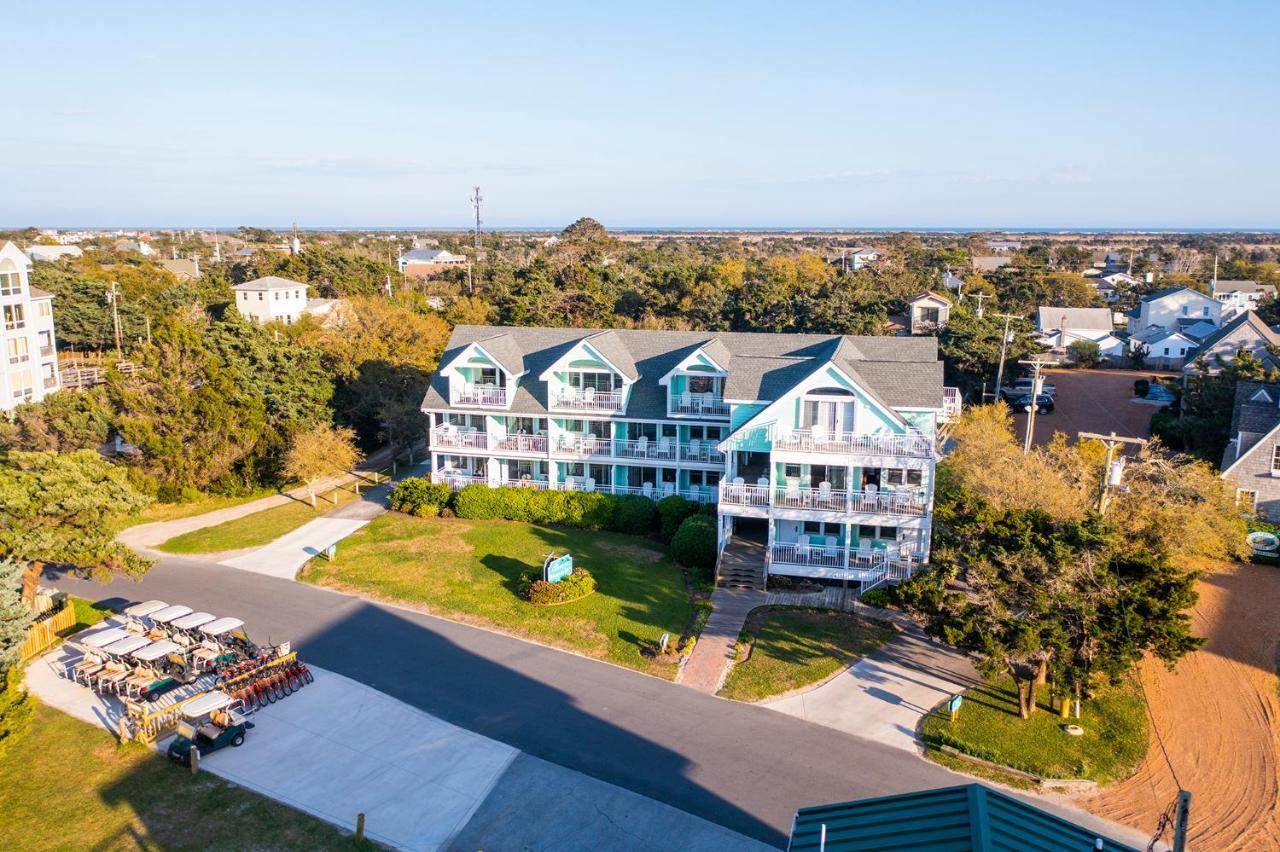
470;186;483;252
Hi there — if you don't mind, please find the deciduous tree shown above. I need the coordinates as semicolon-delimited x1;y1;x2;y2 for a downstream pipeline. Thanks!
283;424;361;507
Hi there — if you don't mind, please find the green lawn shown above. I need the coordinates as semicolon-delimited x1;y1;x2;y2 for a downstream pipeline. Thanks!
157;490;361;554
919;678;1148;784
0;702;364;850
719;607;896;702
301;514;694;678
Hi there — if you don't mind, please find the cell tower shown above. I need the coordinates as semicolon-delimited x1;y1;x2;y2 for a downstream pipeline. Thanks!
470;186;483;251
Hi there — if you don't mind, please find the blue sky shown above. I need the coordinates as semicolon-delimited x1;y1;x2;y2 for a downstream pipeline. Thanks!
4;1;1278;229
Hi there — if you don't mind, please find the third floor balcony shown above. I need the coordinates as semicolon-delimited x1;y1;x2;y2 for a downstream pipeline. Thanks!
451;384;508;407
552;387;625;412
772;430;934;458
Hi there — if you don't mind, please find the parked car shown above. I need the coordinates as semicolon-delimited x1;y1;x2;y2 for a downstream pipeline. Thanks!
1008;393;1054;414
1002;378;1056;401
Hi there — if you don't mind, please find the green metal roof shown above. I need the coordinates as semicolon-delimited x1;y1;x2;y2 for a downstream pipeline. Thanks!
788;784;1138;852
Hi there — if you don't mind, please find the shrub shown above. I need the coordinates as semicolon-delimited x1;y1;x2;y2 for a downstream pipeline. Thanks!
859;587;892;609
519;567;597;605
1134;379;1150;398
1066;339;1101;368
389;477;453;517
657;495;698;542
0;669;32;758
611;495;656;535
454;484;647;532
671;514;717;577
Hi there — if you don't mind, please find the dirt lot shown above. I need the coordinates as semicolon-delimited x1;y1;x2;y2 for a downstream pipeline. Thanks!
1007;368;1174;447
1076;560;1280;850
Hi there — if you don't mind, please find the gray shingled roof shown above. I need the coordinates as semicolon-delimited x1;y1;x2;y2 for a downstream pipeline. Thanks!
1036;307;1112;333
582;330;638;381
1227;381;1280;464
1212;279;1275;295
232;275;307;291
423;325;945;419
474;332;526;376
1188;311;1280;362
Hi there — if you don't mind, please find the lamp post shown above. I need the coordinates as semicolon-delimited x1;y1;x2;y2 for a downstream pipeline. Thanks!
1017;356;1059;454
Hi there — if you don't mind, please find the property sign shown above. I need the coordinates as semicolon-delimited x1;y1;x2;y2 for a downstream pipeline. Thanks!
543;553;573;584
948;693;964;721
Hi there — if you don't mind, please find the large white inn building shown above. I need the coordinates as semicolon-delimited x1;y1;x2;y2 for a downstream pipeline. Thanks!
422;325;960;588
0;242;61;410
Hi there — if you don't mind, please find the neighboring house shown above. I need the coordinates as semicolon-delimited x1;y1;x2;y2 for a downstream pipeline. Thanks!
0;242;61;410
1183;310;1280;375
399;249;468;278
1129;326;1198;370
25;244;82;262
1212;279;1276;312
113;238;156;257
985;240;1021;252
1221;381;1280;520
941;271;965;292
788;784;1138;851
423;325;961;588
159;258;200;280
906;291;950;335
231;275;334;325
1035;306;1124;360
971;256;1011;273
846;246;881;270
1125;286;1221;339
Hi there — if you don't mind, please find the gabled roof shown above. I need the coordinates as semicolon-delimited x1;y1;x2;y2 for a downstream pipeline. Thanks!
1212;278;1274;295
28;287;53;300
581;330;638;381
908;290;950;306
1139;285;1212;303
423;326;944;418
1187;311;1280;363
789;784;1137;852
401;248;463;263
1036;307;1112;333
474;332;525;376
232;275;307;291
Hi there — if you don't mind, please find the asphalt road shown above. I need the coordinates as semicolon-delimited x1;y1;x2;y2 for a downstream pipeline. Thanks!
46;557;1145;849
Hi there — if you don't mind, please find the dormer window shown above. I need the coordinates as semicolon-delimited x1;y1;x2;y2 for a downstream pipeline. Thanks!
663;341;730;417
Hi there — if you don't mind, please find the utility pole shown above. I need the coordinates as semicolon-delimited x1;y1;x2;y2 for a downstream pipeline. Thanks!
993;313;1021;401
1172;790;1192;852
105;281;123;359
970;292;991;318
1017;356;1059;454
470;186;483;252
144;315;152;347
1077;430;1148;514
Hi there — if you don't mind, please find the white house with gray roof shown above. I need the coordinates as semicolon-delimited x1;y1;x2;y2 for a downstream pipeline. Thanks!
1211;279;1276;312
0;242;61;409
423;325;960;590
231;275;335;325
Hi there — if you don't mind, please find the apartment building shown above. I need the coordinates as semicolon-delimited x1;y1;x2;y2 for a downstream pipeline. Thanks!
422;325;960;588
0;242;61;409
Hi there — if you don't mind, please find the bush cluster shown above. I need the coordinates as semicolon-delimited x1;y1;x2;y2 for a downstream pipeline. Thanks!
453;484;655;533
657;495;699;542
859;587;893;609
671;514;717;579
388;478;454;517
519;567;597;605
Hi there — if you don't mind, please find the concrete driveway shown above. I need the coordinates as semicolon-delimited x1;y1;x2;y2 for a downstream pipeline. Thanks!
220;518;371;579
763;626;981;751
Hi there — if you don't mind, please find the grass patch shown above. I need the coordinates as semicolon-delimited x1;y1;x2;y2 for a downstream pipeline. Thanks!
157;490;361;554
0;702;364;850
919;677;1148;783
122;488;281;528
301;514;693;678
66;597;113;635
718;607;895;702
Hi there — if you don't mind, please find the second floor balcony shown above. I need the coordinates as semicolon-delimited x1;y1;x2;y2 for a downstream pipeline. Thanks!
772;430;934;458
719;482;928;517
430;424;490;450
941;386;962;423
451;384;508;407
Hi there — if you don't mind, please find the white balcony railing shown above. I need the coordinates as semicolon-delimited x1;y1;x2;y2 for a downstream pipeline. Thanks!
430;425;490;450
615;438;679;461
678;441;726;465
496;434;549;453
452;385;508;407
669;393;730;417
773;430;934;458
431;469;489;488
720;483;928;516
554;435;614;457
770;542;919;571
553;389;625;412
505;478;551;489
941;386;962;423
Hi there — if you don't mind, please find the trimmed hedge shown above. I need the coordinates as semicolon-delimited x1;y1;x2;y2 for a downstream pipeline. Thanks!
453;484;657;534
671;514;717;576
859;587;892;609
657;495;698;542
519;567;597;605
388;478;454;517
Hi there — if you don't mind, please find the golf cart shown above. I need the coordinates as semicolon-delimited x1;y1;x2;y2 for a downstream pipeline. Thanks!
167;691;254;766
128;640;200;702
122;600;169;633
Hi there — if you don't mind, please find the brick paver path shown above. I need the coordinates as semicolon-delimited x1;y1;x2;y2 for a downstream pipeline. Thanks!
679;586;766;693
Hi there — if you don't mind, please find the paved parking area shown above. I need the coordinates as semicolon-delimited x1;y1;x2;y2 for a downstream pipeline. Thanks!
1010;368;1171;447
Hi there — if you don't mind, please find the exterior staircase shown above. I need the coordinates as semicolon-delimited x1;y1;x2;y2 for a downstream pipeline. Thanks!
716;536;766;591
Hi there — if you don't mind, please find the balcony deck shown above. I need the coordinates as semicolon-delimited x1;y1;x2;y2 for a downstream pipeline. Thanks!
451;386;508;407
552;389;625;412
431;470;717;503
772;430;933;458
719;483;927;517
668;393;730;418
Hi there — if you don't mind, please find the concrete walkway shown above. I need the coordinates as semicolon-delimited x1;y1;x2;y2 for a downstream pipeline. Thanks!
679;587;765;693
763;624;981;751
29;637;769;851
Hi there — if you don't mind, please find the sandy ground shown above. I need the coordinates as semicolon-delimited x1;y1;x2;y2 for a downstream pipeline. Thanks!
1076;560;1280;850
1009;368;1174;447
